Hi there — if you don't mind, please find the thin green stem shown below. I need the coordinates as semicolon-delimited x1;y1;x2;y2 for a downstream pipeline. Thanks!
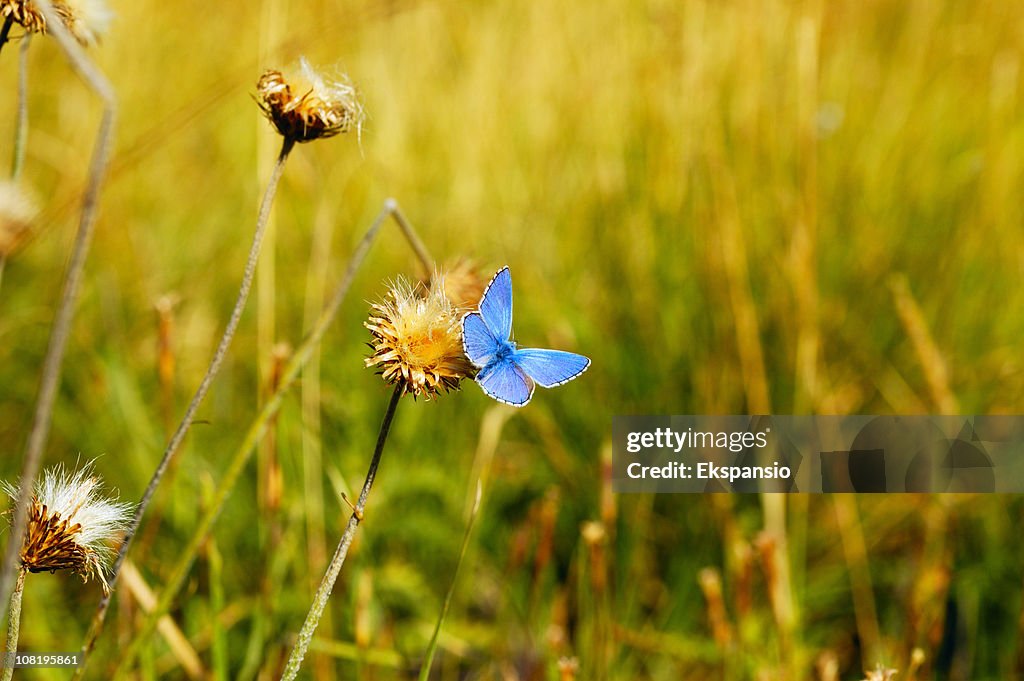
0;0;116;619
418;481;482;681
1;571;25;681
100;200;410;678
281;384;403;681
76;138;293;676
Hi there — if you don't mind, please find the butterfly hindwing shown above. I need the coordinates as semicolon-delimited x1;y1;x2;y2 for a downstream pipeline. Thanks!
477;359;535;407
478;266;513;341
464;266;589;406
513;348;591;388
462;311;499;367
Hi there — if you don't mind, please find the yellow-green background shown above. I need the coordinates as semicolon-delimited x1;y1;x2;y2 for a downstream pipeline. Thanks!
2;0;1023;678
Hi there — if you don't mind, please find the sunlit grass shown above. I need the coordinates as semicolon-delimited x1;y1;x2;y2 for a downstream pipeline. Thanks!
2;0;1024;678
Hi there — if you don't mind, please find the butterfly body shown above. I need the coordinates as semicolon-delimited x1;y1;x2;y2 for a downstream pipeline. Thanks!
461;267;590;407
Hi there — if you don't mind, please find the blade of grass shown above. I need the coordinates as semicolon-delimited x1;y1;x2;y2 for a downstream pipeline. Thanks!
209;535;228;681
833;494;881;666
889;274;960;413
418;480;483;681
119;560;205;680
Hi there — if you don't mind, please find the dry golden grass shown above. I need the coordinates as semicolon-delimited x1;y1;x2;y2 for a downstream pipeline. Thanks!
2;1;1024;678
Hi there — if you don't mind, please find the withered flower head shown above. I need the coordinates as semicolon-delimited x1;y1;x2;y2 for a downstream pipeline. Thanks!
365;275;474;399
0;0;44;32
256;57;364;143
0;0;111;45
424;259;488;312
0;181;37;259
3;463;133;593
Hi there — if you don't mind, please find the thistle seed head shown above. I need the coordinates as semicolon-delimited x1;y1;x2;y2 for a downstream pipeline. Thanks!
256;57;364;143
4;463;133;593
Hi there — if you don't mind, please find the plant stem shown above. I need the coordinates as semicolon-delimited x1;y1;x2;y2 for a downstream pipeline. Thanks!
0;0;116;620
385;198;433;274
11;35;30;179
92;200;420;678
76;137;293;673
0;16;13;55
281;384;403;681
1;571;25;681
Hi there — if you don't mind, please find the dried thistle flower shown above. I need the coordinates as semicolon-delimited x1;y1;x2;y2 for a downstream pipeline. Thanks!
0;0;111;45
424;258;488;311
365;275;474;399
256;57;364;143
0;181;37;258
3;463;133;594
1;0;42;32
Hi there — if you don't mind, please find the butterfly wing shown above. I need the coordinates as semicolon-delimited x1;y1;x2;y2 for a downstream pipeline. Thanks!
461;311;500;368
478;266;513;341
477;359;536;407
513;348;591;388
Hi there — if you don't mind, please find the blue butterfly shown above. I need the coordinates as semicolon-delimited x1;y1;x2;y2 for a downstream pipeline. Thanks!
461;267;590;407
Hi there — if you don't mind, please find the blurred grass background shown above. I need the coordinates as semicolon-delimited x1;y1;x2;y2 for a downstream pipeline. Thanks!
2;0;1024;678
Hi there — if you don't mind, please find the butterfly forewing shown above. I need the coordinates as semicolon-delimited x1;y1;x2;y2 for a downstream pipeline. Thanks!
462;266;590;407
478;266;513;341
461;312;499;367
513;348;591;388
478;360;535;407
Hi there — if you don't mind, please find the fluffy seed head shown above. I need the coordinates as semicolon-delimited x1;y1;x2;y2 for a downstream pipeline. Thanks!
365;276;475;399
53;0;113;46
256;57;364;143
3;463;133;593
0;181;37;258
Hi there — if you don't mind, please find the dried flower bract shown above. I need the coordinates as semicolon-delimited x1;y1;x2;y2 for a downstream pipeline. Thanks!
3;463;133;593
1;0;111;45
365;276;474;398
1;0;45;32
425;258;488;311
257;57;364;143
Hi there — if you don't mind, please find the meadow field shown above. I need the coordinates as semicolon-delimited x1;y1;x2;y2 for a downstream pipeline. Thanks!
2;0;1024;679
